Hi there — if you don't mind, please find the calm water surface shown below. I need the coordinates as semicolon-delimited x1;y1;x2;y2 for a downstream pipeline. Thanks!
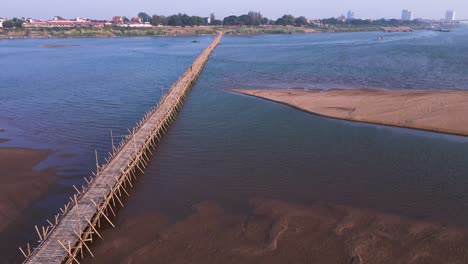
1;28;468;261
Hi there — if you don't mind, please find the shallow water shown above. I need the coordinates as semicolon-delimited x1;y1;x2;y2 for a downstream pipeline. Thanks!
1;29;468;261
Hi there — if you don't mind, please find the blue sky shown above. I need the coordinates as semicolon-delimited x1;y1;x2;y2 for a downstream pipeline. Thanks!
3;0;467;20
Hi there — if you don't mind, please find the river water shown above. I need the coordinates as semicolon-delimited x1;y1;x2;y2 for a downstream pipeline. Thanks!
1;28;468;261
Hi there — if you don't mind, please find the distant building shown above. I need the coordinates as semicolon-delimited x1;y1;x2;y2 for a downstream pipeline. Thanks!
24;16;111;28
53;16;66;21
347;10;355;20
131;17;142;23
402;9;413;21
203;17;211;25
75;17;88;22
0;18;6;28
111;16;124;25
445;10;456;22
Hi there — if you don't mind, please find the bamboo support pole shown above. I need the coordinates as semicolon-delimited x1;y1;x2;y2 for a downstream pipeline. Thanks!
35;225;43;242
73;230;94;258
57;240;80;264
84;216;103;240
19;247;28;258
90;198;115;227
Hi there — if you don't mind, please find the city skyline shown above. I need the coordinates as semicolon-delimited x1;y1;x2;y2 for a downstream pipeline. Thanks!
2;0;467;21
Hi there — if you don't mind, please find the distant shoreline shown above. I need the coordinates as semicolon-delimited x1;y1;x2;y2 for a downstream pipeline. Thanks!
0;25;424;40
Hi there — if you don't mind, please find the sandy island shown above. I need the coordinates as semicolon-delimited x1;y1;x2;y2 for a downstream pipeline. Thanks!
0;148;56;231
229;89;468;137
85;199;468;264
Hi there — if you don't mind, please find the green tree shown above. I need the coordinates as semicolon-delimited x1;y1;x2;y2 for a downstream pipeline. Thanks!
3;18;24;28
2;20;16;28
138;12;152;23
211;19;223;25
209;13;216;24
238;14;252;25
248;11;263;26
190;16;205;26
151;15;167;26
295;16;309;27
168;14;183;26
261;17;270;25
276;14;296;26
223;15;240;26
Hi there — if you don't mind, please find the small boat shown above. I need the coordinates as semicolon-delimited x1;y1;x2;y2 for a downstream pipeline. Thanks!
434;29;451;32
192;40;200;43
375;37;384;41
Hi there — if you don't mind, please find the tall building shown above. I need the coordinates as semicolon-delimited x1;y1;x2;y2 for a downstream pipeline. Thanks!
347;10;355;20
445;10;456;22
401;9;413;21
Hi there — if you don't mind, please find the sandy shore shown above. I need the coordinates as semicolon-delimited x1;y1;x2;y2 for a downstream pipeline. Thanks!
0;148;56;231
85;199;468;263
229;89;468;136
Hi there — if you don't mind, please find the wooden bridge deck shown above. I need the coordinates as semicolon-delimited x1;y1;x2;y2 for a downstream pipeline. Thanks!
22;33;222;264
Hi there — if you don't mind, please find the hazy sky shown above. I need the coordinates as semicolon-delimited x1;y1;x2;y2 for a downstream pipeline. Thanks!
2;0;467;20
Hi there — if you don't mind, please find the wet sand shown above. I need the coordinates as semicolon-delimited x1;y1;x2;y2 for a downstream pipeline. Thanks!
85;199;468;264
0;148;56;231
229;89;468;136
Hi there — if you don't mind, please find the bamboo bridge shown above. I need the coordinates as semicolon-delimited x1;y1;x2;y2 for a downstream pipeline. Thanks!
19;33;223;264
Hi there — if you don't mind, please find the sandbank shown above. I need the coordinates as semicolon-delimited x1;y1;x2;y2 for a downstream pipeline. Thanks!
84;199;468;263
229;89;468;136
0;147;55;231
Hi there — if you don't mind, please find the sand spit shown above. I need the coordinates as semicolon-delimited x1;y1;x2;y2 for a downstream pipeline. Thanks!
85;199;468;264
229;89;468;136
0;148;55;231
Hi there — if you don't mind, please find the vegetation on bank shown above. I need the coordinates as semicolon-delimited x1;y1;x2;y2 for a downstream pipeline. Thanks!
0;10;454;39
0;25;312;38
3;11;435;29
0;23;434;39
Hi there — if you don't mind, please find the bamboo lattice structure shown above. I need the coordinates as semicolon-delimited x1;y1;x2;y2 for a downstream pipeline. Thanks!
20;33;223;264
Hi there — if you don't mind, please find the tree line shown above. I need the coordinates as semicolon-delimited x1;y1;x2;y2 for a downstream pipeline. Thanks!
134;12;310;27
321;17;425;27
1;18;25;28
134;12;426;27
140;12;310;27
1;12;427;29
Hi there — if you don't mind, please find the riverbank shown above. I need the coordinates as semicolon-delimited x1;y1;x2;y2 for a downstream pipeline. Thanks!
84;199;468;263
0;25;424;39
0;147;56;231
229;89;468;137
0;25;312;39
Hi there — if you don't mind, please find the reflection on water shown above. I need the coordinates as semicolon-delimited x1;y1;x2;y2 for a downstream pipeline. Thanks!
1;29;468;261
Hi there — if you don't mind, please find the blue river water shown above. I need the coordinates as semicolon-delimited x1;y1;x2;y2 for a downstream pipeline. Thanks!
1;28;468;261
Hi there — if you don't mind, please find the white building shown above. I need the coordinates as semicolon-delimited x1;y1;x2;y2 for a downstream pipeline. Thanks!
347;10;355;20
445;10;456;22
75;17;88;22
0;18;6;28
402;9;413;21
